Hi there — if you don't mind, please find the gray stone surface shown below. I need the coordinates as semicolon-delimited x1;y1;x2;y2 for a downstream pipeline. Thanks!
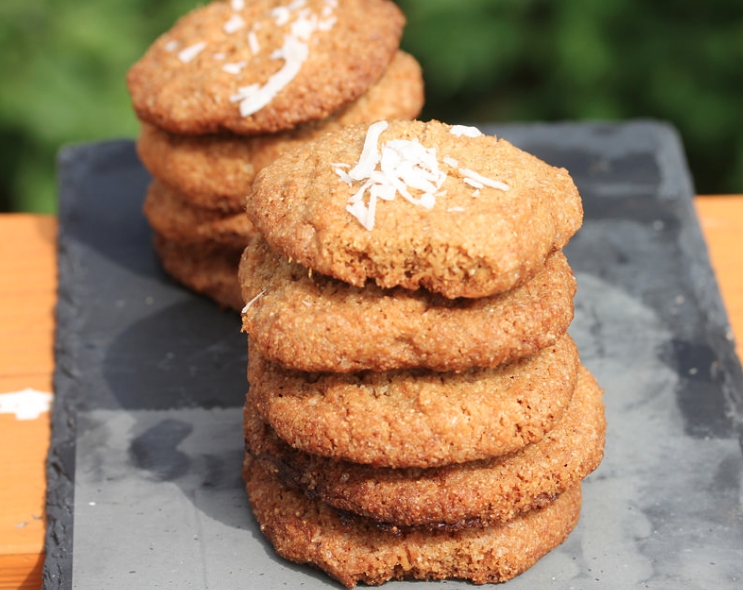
46;122;743;589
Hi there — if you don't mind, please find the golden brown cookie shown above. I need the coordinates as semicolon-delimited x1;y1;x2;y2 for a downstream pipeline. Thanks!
244;454;582;588
246;364;604;529
143;180;256;251
127;0;405;135
247;119;583;299
136;51;424;212
152;233;244;310
247;334;580;468
239;236;576;372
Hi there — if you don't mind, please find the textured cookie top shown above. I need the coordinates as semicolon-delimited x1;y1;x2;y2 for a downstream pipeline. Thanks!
239;237;576;372
247;334;580;468
136;51;423;212
247;119;583;298
127;0;405;135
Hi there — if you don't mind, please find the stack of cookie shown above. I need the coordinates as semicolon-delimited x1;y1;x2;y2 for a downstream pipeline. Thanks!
239;119;606;586
126;0;422;310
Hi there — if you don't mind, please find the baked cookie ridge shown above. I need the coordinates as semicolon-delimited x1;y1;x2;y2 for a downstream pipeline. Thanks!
245;364;605;529
244;454;583;588
239;236;576;372
143;180;256;251
247;333;580;468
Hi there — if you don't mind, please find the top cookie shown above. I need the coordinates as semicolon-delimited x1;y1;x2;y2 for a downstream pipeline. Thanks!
247;119;583;298
127;0;405;135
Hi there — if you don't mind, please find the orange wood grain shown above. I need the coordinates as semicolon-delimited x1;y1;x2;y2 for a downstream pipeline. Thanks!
694;195;743;362
0;214;56;590
0;199;741;589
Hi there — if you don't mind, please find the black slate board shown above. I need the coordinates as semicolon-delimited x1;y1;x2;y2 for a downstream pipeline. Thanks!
44;121;743;589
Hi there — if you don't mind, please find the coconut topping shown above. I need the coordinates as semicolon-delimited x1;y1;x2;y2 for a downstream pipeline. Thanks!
0;389;53;421
230;35;309;116
228;0;337;117
171;1;337;116
223;61;249;74
242;289;266;314
248;30;261;55
460;168;510;191
450;125;482;138
224;14;246;34
336;122;510;230
178;41;207;63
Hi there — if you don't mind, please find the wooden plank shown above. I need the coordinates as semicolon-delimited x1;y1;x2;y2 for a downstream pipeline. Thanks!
694;195;743;361
0;553;44;590
0;214;57;590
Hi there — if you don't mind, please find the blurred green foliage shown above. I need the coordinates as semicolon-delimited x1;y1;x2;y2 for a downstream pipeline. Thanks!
1;0;742;213
0;0;200;213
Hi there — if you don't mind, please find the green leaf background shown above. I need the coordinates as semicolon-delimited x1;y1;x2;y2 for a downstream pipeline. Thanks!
2;0;742;213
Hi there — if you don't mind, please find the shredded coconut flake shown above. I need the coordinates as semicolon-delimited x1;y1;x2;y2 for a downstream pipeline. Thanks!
230;0;335;118
271;1;306;27
450;125;482;138
164;39;179;52
337;121;448;230
248;30;260;55
230;34;309;116
223;61;248;74
213;52;226;60
241;289;266;313
318;16;336;31
178;41;206;63
348;120;388;180
231;0;245;10
459;168;510;191
464;177;484;190
336;124;517;229
0;389;53;420
224;14;246;34
271;6;291;26
292;9;319;40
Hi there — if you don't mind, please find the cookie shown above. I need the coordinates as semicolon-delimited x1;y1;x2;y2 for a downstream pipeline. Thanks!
247;334;580;468
136;51;424;212
127;0;405;135
244;454;582;587
143;180;256;250
246;364;604;529
239;236;576;372
152;233;244;310
246;119;583;298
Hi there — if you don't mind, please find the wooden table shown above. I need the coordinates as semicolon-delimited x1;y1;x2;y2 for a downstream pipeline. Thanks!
1;197;741;589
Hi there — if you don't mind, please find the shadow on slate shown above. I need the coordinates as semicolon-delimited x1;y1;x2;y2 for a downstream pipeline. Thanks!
45;140;248;589
44;123;743;590
103;299;247;411
486;122;743;440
